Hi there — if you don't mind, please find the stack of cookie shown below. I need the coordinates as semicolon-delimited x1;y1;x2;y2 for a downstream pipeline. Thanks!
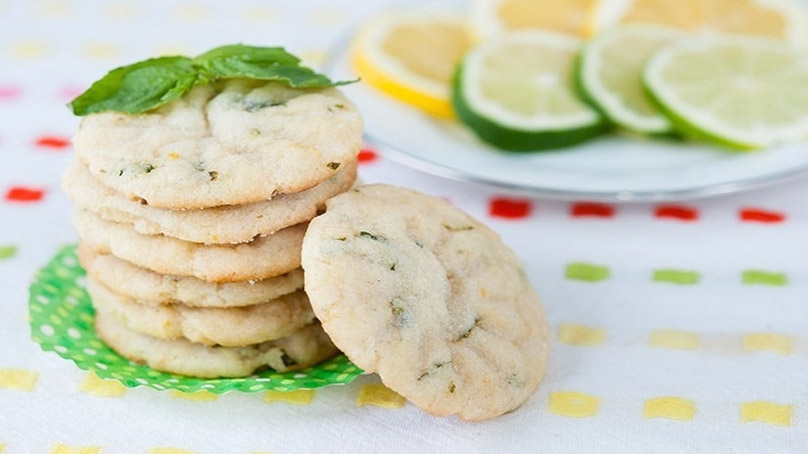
63;79;364;378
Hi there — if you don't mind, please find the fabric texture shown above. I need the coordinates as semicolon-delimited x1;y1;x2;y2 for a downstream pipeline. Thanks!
1;1;806;452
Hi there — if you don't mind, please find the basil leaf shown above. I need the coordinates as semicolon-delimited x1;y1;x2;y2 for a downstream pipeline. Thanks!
195;44;344;87
68;44;355;116
69;56;198;116
195;44;301;69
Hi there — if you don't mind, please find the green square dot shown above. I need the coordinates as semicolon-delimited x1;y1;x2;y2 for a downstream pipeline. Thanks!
742;270;788;286
0;245;17;259
565;263;610;282
652;269;701;285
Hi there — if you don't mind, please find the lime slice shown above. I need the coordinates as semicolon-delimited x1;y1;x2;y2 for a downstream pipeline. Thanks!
577;24;683;135
644;35;808;149
452;31;608;151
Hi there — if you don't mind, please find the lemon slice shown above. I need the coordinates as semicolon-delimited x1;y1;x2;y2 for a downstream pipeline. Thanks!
589;0;808;45
452;31;607;151
644;35;808;149
577;24;683;135
352;12;472;118
470;0;597;38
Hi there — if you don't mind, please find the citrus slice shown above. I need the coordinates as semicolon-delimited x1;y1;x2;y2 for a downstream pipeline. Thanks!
577;24;683;135
644;35;808;149
452;31;608;151
588;0;808;46
470;0;597;38
352;12;472;118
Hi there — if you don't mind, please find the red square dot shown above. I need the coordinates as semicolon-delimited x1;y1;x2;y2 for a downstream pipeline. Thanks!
0;85;21;100
655;205;699;221
35;135;70;149
571;202;615;218
740;208;785;223
357;148;378;163
489;197;532;219
5;186;45;202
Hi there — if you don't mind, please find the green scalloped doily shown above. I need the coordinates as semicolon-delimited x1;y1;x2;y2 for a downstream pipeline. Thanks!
29;244;363;393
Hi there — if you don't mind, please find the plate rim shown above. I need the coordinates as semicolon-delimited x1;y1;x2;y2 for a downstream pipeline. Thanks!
321;2;808;203
362;131;808;202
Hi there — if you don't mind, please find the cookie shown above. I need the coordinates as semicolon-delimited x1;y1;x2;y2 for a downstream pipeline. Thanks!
86;277;315;347
72;79;363;209
77;245;304;307
95;313;339;378
73;209;304;282
301;184;550;421
63;158;358;244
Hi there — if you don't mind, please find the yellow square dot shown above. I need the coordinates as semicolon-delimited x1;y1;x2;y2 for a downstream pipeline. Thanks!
741;401;793;427
80;372;126;397
51;444;101;454
0;443;6;453
648;330;701;350
643;397;696;421
743;333;791;355
557;324;606;346
103;2;140;20
310;8;346;26
35;0;71;16
356;384;406;408
153;44;191;58
298;49;327;70
173;4;209;21
242;6;278;23
148;448;195;454
263;389;315;405
81;42;120;60
548;391;600;418
170;390;217;401
8;40;50;59
0;368;39;391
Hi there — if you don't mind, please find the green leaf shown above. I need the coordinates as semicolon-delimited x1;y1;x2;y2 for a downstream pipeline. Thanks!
68;44;355;116
69;56;198;116
195;44;301;69
194;44;345;87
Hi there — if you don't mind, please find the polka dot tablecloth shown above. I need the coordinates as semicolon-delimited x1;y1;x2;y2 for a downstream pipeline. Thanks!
2;1;808;453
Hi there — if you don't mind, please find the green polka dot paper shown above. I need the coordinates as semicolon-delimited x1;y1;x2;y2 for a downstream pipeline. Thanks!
29;244;363;393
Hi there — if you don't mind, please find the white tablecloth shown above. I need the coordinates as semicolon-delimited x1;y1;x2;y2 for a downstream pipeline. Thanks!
1;1;806;452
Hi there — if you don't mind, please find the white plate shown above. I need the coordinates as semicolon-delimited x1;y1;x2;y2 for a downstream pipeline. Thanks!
324;2;808;202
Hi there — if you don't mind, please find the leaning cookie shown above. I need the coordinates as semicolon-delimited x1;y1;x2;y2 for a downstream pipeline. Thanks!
95;313;339;378
301;184;550;421
73;79;363;209
73;209;305;282
77;245;304;308
63;158;357;244
86;277;315;347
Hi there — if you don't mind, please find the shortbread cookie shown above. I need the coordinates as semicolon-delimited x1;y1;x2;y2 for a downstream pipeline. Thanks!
77;245;303;307
95;313;339;378
301;184;550;421
73;210;304;282
64;158;358;244
72;79;363;209
87;277;315;347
